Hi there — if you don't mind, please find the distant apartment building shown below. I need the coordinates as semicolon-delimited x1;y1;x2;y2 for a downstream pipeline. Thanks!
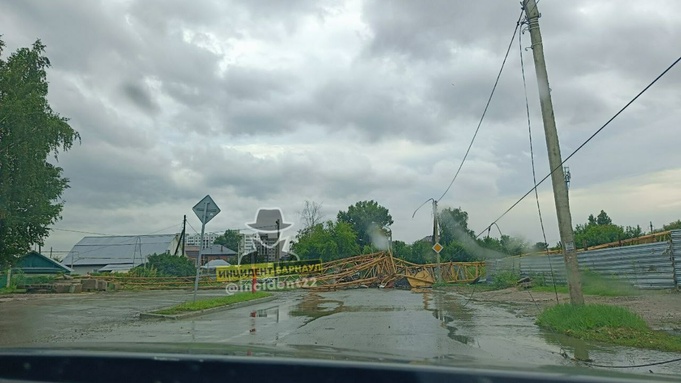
185;231;287;264
239;233;259;256
185;232;221;248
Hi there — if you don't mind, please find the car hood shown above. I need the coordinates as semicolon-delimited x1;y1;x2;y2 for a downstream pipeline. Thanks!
1;342;676;382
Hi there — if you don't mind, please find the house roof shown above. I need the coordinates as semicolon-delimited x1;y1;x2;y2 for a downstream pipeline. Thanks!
61;234;179;267
201;259;231;269
201;244;237;256
98;264;135;273
17;251;74;274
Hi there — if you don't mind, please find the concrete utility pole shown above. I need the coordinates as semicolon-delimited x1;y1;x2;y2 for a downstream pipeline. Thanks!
275;219;280;263
524;0;584;305
432;200;442;283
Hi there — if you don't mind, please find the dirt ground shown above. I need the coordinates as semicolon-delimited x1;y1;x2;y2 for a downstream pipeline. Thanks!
452;286;681;332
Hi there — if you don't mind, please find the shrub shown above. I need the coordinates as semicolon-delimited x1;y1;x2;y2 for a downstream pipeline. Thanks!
130;253;195;277
492;270;519;289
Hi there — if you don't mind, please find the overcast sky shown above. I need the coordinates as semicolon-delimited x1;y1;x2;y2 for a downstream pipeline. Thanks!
2;0;680;254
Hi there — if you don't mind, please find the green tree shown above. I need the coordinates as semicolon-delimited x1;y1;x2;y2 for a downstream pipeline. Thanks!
392;240;410;259
213;229;240;251
574;210;641;248
408;239;435;264
595;210;613;225
292;221;360;262
624;225;643;238
337;200;393;250
663;220;681;231
0;39;80;267
476;234;527;256
440;241;477;262
131;253;195;277
438;207;475;243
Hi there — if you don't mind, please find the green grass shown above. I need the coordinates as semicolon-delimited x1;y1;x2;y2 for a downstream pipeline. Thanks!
152;292;271;315
0;287;26;294
531;272;639;297
537;304;681;352
531;285;636;297
491;271;520;289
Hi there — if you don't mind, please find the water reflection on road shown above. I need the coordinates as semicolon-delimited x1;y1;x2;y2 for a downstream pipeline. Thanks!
4;288;680;376
418;289;681;376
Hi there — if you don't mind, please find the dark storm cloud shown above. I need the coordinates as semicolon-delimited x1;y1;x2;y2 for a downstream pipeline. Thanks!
2;0;680;250
361;0;522;61
121;81;159;113
57;143;198;209
177;144;394;202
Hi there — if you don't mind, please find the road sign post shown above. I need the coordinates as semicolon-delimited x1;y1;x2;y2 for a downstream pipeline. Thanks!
192;195;221;301
432;242;443;283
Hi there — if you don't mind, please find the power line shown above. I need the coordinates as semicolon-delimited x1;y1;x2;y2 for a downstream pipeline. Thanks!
144;223;182;235
52;228;112;236
436;9;524;202
186;221;200;234
519;18;559;304
519;21;548;248
53;223;181;237
476;54;681;238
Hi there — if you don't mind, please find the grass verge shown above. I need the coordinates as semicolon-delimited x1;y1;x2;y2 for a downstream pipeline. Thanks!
0;287;26;294
537;304;681;352
152;291;271;315
531;285;638;297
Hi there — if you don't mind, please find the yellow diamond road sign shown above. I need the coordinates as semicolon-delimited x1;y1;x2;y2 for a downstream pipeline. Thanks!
432;242;443;253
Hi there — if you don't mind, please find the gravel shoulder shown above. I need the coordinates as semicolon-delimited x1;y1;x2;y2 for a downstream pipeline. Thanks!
451;287;681;332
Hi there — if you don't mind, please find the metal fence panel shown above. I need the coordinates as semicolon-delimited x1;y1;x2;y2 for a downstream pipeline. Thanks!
487;232;679;290
672;230;681;288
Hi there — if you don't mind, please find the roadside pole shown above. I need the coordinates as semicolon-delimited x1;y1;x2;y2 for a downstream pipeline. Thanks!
193;203;207;302
524;0;584;305
191;195;221;302
432;200;442;283
251;269;257;294
181;215;186;256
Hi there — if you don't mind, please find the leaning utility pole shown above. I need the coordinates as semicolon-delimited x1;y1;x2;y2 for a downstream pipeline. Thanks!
524;0;584;305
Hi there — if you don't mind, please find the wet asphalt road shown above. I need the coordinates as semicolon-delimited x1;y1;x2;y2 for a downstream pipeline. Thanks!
1;289;681;376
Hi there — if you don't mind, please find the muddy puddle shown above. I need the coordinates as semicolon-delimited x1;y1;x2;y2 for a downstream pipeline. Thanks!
234;289;681;376
421;290;681;376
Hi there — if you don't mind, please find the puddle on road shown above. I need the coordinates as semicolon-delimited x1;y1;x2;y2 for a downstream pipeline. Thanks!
287;293;407;323
420;290;681;375
289;293;345;322
238;290;681;375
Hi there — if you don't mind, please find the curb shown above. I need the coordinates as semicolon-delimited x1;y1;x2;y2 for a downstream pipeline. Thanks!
139;295;278;320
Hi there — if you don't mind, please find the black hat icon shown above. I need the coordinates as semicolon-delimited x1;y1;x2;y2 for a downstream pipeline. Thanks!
246;208;293;232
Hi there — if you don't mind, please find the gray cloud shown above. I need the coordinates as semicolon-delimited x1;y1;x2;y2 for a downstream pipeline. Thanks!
1;0;680;252
121;81;159;113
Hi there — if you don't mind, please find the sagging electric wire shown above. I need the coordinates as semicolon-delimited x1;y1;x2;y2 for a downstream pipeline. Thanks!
52;228;112;236
436;8;525;203
518;16;559;305
476;54;681;238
